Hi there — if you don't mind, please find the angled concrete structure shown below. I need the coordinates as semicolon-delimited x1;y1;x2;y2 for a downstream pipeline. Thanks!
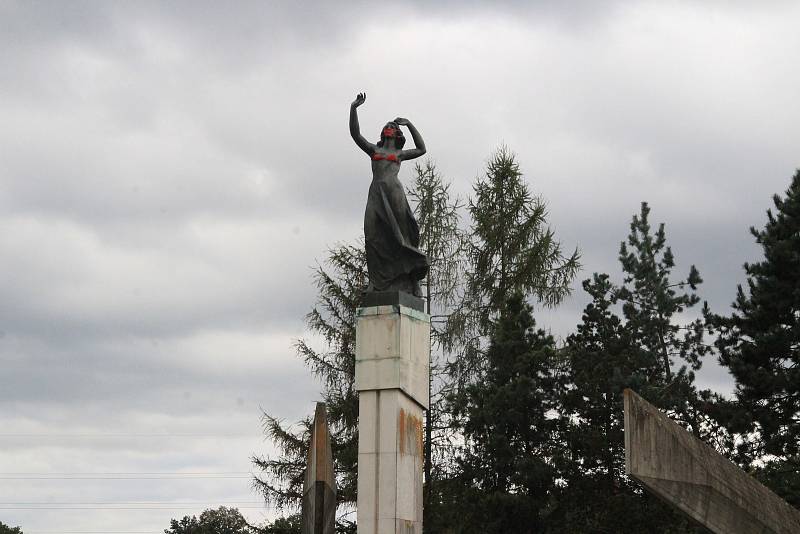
302;402;336;534
355;304;430;534
624;388;800;534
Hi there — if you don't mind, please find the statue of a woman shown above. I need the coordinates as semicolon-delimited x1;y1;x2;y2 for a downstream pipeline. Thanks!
350;92;429;297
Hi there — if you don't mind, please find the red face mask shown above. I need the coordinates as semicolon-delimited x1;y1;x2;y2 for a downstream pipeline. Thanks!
383;127;397;138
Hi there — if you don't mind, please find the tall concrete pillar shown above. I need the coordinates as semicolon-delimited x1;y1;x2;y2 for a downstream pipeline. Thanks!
355;302;430;534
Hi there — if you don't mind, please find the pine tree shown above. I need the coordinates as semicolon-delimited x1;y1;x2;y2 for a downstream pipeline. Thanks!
614;202;714;435
556;273;706;532
712;170;800;505
452;292;561;533
444;147;579;532
548;202;730;532
563;273;639;490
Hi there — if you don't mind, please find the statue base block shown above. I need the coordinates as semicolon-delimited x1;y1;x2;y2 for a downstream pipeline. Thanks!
361;291;424;312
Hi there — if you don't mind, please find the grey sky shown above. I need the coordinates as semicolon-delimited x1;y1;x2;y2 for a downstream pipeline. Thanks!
1;1;799;532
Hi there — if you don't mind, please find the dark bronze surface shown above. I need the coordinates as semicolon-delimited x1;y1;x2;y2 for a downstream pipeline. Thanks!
361;290;424;312
350;92;430;297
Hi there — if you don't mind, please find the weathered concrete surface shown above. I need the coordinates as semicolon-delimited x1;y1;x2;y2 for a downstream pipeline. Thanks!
356;305;429;534
302;402;336;534
355;305;430;410
624;389;800;534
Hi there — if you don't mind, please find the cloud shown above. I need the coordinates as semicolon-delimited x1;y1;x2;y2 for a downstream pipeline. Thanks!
2;1;800;532
0;214;340;340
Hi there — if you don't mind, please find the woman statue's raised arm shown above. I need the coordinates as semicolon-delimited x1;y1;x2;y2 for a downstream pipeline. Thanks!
395;117;426;161
350;92;375;155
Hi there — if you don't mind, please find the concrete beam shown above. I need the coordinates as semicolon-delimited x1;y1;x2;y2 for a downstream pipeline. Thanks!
624;389;800;534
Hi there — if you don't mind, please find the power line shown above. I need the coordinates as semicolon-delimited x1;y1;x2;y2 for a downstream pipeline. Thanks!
0;471;253;476
0;475;251;480
0;471;253;480
0;433;260;438
0;501;263;505
0;504;265;510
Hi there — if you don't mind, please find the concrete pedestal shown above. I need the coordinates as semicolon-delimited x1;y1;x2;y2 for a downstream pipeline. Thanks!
355;304;430;534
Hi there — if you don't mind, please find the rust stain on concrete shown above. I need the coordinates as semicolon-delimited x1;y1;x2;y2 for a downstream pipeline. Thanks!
398;408;406;455
398;408;423;457
401;519;416;533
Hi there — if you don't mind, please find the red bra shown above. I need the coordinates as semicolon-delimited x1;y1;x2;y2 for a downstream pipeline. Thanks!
372;152;399;163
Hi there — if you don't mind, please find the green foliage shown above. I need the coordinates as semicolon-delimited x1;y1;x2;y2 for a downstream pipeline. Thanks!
617;202;708;380
0;521;22;534
712;169;800;501
164;507;252;534
253;144;800;531
613;203;722;442
553;202;723;532
451;293;562;533
259;513;301;534
434;148;578;532
563;273;638;485
469;147;580;317
755;458;800;509
253;243;365;508
557;272;708;532
408;159;466;318
447;146;579;418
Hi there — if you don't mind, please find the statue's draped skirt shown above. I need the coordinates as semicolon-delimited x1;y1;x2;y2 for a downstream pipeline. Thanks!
364;175;429;292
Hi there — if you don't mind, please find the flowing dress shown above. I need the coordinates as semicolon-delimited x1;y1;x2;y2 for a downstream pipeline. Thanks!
364;155;429;293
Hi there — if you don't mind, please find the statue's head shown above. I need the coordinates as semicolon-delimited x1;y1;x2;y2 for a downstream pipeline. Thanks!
377;122;405;149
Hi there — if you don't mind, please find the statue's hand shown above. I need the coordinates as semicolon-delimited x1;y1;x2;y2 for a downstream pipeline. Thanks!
394;117;410;126
352;92;366;107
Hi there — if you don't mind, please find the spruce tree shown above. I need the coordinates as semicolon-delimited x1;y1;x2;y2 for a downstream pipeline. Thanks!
713;170;800;505
562;273;638;493
445;147;579;532
453;292;561;533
